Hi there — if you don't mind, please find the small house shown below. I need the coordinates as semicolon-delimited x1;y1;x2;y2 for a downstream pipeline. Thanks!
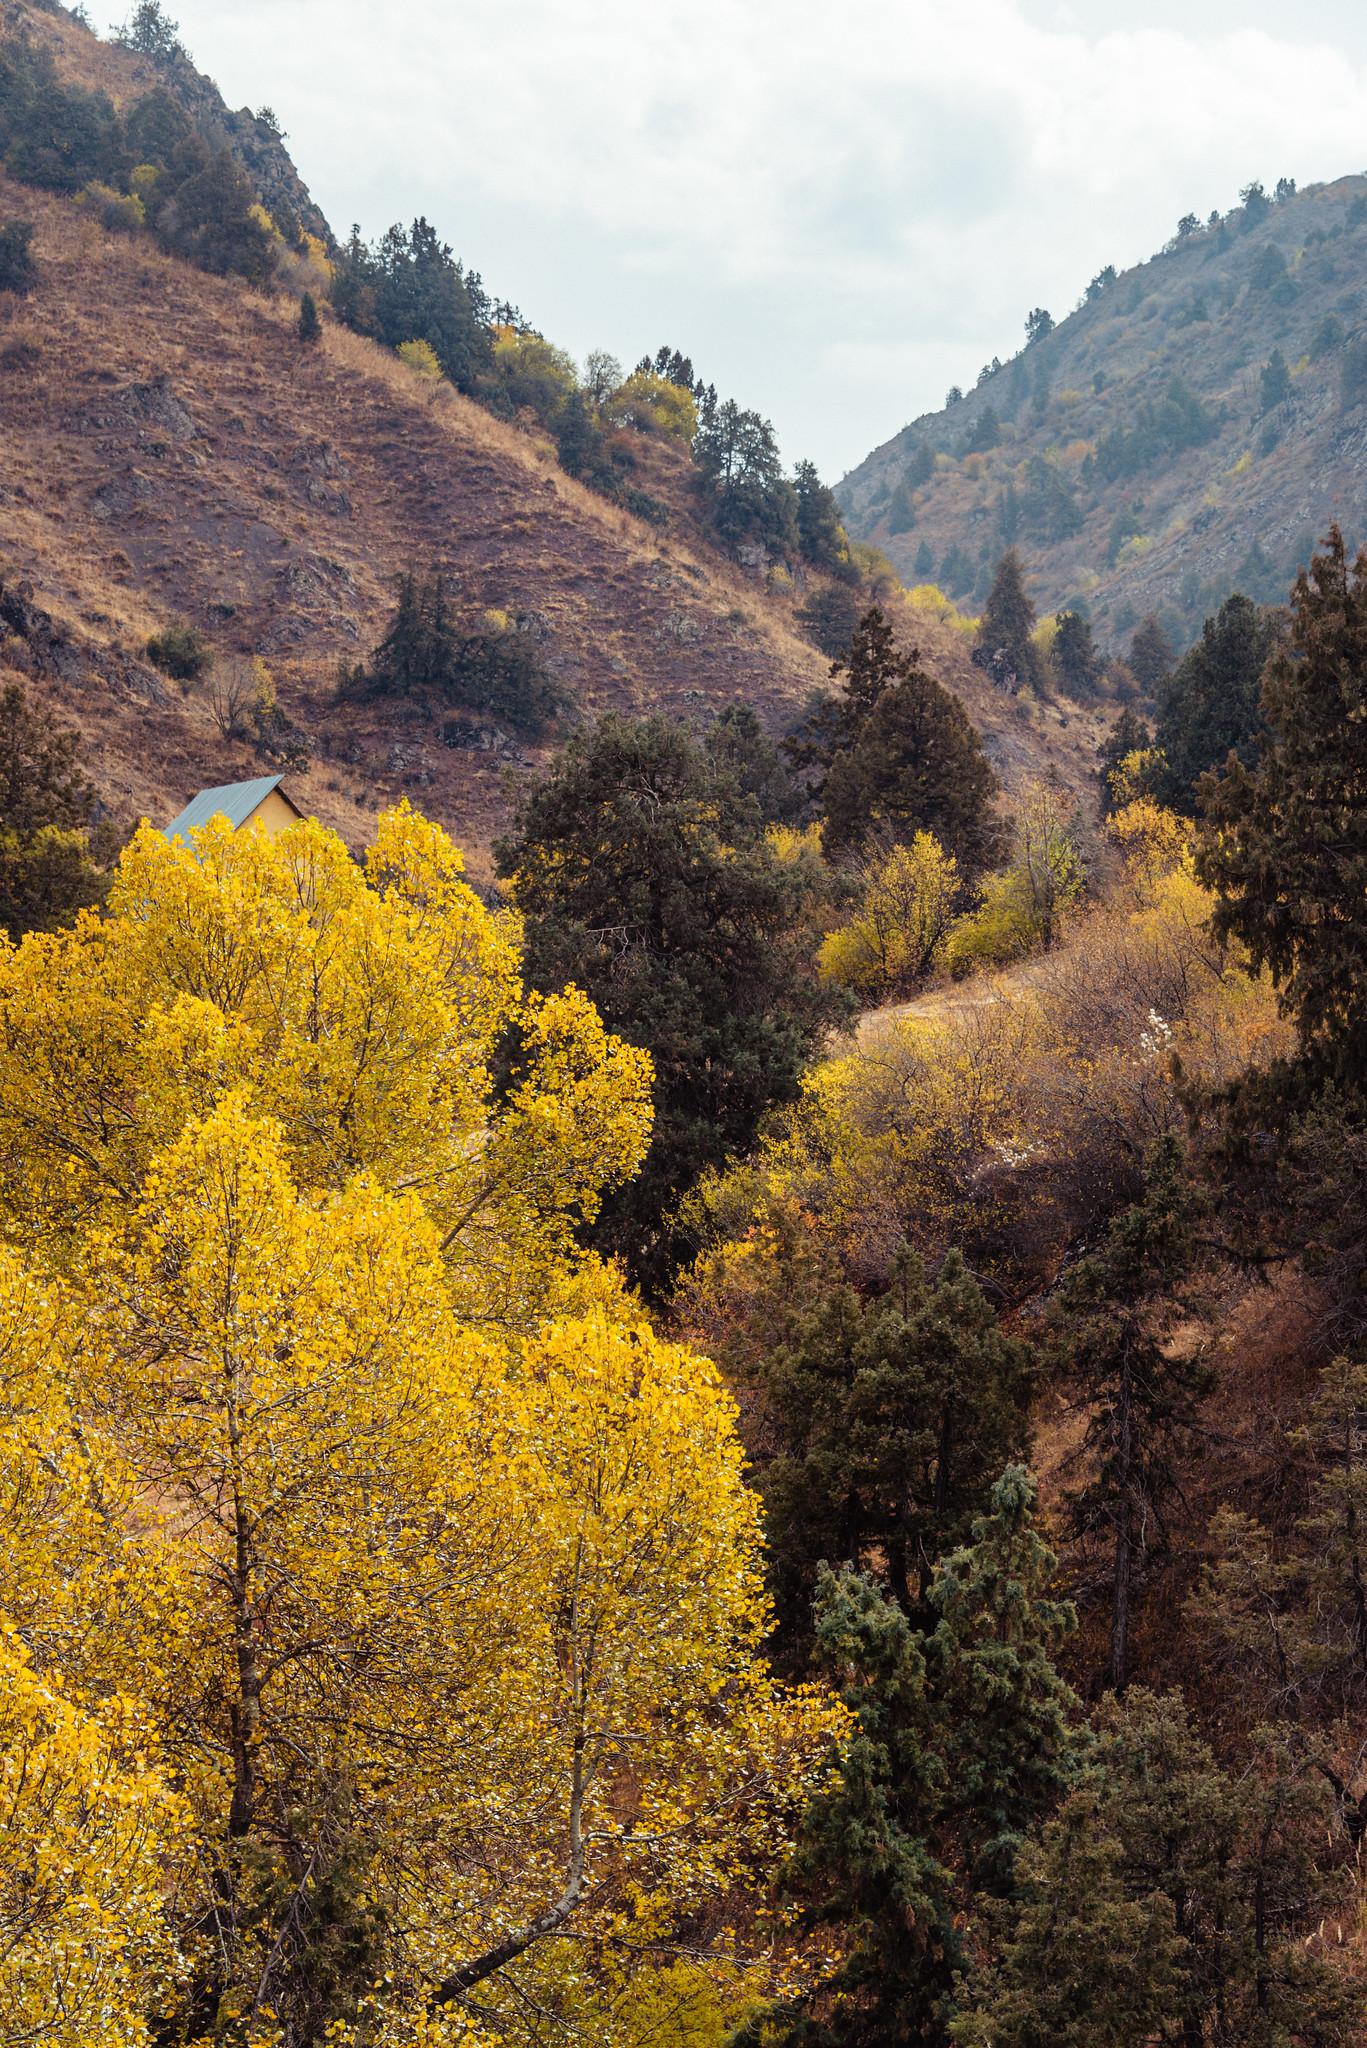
162;774;305;848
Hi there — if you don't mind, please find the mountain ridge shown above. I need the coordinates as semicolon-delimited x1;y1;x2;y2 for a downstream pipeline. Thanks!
839;172;1367;647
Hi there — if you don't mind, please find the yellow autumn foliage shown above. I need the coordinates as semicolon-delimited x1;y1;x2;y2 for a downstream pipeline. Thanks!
818;833;960;994
0;1627;186;2048
688;800;1288;1290
397;337;443;378
0;807;840;2045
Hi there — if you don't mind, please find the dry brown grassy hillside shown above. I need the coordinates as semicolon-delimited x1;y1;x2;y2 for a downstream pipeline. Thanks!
0;4;1103;871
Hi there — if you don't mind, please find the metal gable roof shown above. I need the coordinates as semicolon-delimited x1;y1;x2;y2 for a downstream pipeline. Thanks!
162;775;292;846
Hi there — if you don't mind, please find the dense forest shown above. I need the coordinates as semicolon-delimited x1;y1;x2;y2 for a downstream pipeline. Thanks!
5;4;1367;2047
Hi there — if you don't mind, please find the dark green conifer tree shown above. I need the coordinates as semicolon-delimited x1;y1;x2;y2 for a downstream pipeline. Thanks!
972;551;1045;694
1153;592;1275;811
738;1469;1081;2048
1050;609;1102;699
726;1247;1032;1657
818;619;1002;870
957;1692;1359;2047
822;675;1001;869
1197;528;1367;1096
1055;1137;1210;1691
1127;613;1175;693
298;290;321;344
495;715;844;1292
794;459;853;574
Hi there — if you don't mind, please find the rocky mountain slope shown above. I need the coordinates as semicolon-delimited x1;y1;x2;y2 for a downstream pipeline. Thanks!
1;0;328;240
840;174;1367;649
0;0;1102;871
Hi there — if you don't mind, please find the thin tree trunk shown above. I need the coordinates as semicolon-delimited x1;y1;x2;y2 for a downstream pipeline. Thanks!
1109;1359;1134;1693
226;1371;260;1842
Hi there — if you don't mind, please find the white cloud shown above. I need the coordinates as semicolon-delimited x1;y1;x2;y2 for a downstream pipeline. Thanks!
163;0;1367;475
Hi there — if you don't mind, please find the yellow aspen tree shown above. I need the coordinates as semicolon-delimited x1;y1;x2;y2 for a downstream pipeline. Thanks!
0;1626;186;2048
817;833;959;994
0;805;651;1321
28;1094;834;2042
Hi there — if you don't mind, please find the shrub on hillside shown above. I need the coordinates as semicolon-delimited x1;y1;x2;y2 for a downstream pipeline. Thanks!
146;622;210;682
78;181;145;233
796;582;864;660
396;338;442;379
818;833;960;995
943;782;1084;976
342;576;563;735
1341;335;1367;411
602;369;697;440
0;220;36;295
491;327;577;423
0;680;111;940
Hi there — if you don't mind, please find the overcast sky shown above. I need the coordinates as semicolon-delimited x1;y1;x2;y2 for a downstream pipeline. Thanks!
152;0;1367;480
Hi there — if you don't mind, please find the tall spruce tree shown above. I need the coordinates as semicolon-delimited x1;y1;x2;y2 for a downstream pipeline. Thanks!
1197;528;1367;1096
930;1466;1082;1895
1127;614;1175;694
794;459;854;574
1049;609;1103;699
822;670;1002;871
957;1692;1360;2047
972;551;1046;695
1055;1137;1211;1691
805;609;1001;870
786;604;904;800
1154;592;1276;811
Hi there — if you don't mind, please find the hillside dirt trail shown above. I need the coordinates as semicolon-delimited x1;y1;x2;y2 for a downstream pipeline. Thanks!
853;958;1046;1045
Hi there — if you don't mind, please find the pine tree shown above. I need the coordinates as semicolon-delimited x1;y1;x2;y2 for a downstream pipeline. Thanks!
1197;528;1367;1095
734;1571;961;2048
729;1247;1033;1657
812;610;1002;871
953;1781;1187;2048
298;290;321;345
704;701;803;830
794;459;852;574
739;1470;1081;2048
1050;609;1102;699
957;1692;1358;2047
784;603;901;798
496;715;844;1292
1055;1138;1211;1691
1154;592;1275;811
1127;614;1175;693
930;1466;1082;1894
972;551;1045;694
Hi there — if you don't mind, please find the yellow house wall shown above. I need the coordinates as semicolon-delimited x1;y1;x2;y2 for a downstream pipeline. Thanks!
244;789;303;838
